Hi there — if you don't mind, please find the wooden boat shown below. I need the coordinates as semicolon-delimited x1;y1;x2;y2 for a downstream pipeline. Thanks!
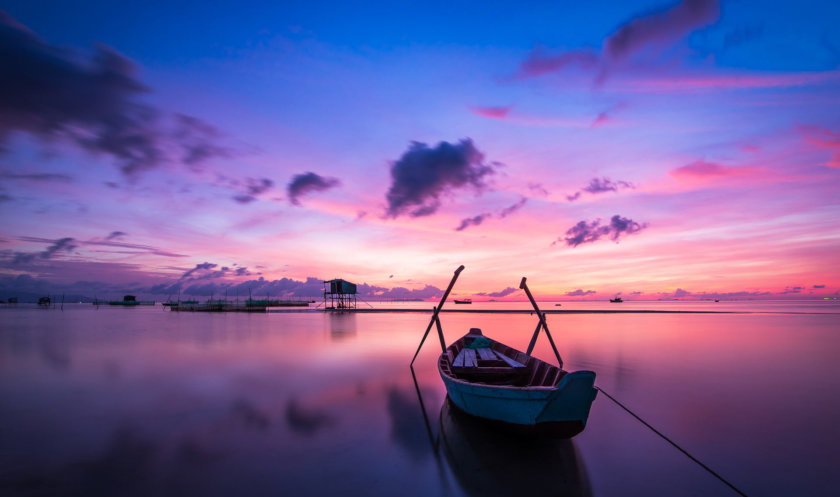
411;266;597;438
453;298;472;304
609;296;623;303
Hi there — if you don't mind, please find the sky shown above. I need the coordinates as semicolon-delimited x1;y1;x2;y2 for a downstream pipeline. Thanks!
1;0;839;301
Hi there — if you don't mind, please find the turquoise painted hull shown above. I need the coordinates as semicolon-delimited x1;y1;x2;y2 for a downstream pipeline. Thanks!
438;334;597;436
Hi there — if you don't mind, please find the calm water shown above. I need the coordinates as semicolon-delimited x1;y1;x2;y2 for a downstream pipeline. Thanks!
1;302;839;496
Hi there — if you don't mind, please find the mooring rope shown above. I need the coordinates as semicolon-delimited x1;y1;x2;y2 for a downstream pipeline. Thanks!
595;386;749;497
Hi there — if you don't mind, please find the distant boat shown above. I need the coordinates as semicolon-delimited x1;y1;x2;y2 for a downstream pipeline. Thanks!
453;299;472;304
555;303;562;307
715;299;720;302
37;296;51;306
609;297;623;303
413;267;597;438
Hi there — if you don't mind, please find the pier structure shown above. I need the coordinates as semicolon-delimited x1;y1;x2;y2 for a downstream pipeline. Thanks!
323;279;357;310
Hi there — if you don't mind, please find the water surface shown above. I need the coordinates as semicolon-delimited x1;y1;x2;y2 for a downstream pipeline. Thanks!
1;302;838;496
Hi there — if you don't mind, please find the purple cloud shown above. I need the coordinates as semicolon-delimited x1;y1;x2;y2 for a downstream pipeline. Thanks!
560;215;648;247
106;231;127;241
476;287;518;298
12;237;76;264
567;177;634;201
455;213;490;231
566;289;596;296
287;172;341;206
499;197;527;218
605;0;720;60
385;139;496;218
518;0;720;81
0;11;230;176
234;177;274;204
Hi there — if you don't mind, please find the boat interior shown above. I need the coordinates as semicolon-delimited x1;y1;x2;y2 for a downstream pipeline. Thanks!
439;328;566;387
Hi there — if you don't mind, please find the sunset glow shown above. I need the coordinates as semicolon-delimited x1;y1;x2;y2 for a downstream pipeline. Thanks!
1;1;838;301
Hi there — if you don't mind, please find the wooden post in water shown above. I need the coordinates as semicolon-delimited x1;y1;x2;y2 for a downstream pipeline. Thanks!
410;265;465;367
520;277;563;368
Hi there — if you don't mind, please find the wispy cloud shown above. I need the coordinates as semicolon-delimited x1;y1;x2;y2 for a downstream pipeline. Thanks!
467;105;513;120
567;177;634;201
566;289;596;296
801;125;840;168
455;213;490;231
12;237;76;264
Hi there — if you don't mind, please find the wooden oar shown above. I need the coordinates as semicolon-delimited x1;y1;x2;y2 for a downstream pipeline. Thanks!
520;277;563;368
410;265;465;366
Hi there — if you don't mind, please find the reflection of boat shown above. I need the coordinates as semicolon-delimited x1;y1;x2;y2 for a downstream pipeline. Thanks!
609;296;623;303
453;299;472;304
414;266;597;438
439;398;592;497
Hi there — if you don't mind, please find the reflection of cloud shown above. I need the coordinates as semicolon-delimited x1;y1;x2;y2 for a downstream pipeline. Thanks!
386;386;432;462
285;399;334;436
232;399;271;431
328;312;357;341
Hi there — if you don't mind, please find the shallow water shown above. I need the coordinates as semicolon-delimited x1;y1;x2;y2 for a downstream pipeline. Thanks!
1;302;838;496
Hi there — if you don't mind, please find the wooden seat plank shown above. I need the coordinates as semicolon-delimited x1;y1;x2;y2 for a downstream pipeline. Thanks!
453;348;466;367
493;350;526;368
464;348;477;368
477;347;497;362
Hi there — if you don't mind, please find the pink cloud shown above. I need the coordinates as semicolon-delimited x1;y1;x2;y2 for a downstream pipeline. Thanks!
620;71;840;93
670;160;760;181
468;105;513;120
801;125;840;168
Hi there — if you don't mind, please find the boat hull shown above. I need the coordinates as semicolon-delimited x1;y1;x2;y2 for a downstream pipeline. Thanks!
439;364;597;437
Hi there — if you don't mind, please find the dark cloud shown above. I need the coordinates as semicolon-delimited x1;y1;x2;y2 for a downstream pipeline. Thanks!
455;213;490;231
385;139;496;218
172;113;230;168
567;177;634;201
605;0;720;60
518;0;720;81
0;192;12;202
476;287;517;298
560;215;648;247
12;237;76;264
286;172;340;206
0;12;230;176
813;284;826;289
566;289;596;296
106;231;126;240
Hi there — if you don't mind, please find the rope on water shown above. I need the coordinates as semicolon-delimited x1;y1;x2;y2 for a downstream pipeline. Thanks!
595;386;749;497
